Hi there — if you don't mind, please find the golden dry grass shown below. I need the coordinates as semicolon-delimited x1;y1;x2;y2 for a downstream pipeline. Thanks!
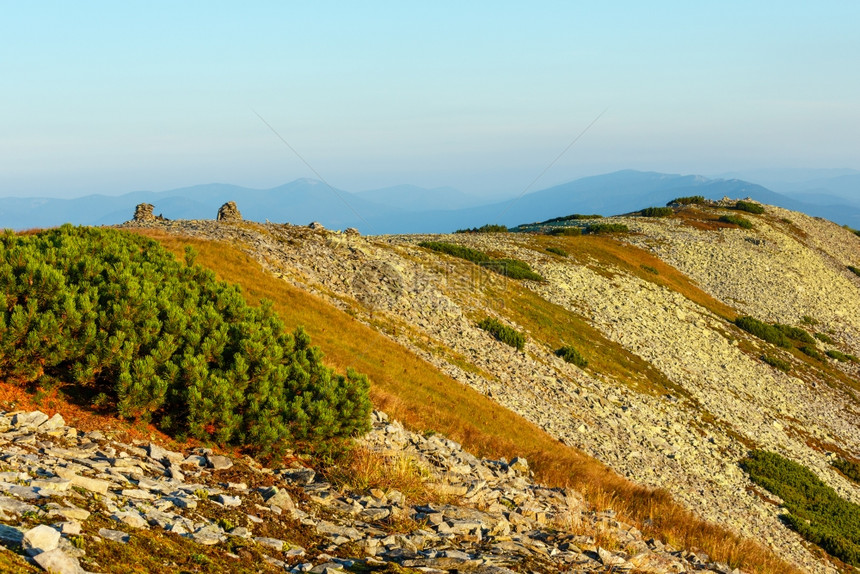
128;227;801;574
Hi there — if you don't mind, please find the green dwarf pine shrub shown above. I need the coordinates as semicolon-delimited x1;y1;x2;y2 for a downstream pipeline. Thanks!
546;247;568;257
0;226;371;453
741;450;860;566
555;346;587;368
419;241;544;281
719;214;754;229
773;324;816;344
584;223;629;234
734;200;765;214
734;316;791;347
638;207;674;217
761;354;791;372
667;196;705;206
477;318;525;351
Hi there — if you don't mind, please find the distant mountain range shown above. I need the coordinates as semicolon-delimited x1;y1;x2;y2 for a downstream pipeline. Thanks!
3;170;859;234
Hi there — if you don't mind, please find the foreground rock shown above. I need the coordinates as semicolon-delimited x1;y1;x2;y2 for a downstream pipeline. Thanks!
0;409;744;573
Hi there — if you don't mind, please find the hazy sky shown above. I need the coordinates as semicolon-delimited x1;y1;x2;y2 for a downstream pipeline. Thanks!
3;1;859;198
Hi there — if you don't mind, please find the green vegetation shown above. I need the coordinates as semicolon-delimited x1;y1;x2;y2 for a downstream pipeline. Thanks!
667;195;706;206
799;345;824;360
813;332;835;344
734;316;790;347
734;201;765;214
418;241;544;281
719;214;754;229
800;315;819;326
773;324;816;344
546;246;568;257
477;318;525;351
833;458;860;485
848;265;860;277
842;225;860;238
555;346;587;368
538;213;603;224
741;450;860;566
640;264;659;275
455;224;508;233
547;227;582;236
638;207;674;217
761;354;791;372
584;223;630;234
0;226;371;453
826;349;857;363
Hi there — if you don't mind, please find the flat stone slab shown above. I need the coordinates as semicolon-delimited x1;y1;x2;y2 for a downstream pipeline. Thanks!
98;528;130;543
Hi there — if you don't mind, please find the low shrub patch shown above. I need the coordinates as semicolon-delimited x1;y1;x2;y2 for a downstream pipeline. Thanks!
455;224;508;233
814;332;835;344
761;354;791;372
833;458;860;485
584;223;629;234
826;349;857;362
735;316;791;347
477;318;525;351
848;265;860;277
668;195;705;206
734;201;765;214
539;213;603;224
419;242;544;281
773;324;816;344
640;264;659;275
800;345;824;360
555;346;587;368
741;450;860;567
801;315;819;326
719;214;753;229
548;227;582;236
546;246;568;257
638;206;674;217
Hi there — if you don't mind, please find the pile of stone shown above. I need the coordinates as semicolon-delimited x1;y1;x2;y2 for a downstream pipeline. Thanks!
217;202;242;222
132;203;166;223
0;408;746;573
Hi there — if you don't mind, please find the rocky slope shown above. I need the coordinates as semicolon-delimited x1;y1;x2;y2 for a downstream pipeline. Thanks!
1;408;740;573
113;201;860;573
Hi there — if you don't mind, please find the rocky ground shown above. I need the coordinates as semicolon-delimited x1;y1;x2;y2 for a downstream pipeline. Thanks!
0;409;747;573
115;203;860;574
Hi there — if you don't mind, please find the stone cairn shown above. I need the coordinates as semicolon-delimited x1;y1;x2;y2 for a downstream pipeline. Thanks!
217;202;242;222
132;203;166;223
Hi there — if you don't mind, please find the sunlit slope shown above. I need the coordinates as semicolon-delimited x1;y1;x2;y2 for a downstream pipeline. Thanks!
132;226;797;574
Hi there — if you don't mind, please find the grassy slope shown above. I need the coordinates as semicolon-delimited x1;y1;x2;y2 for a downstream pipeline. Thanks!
132;228;798;574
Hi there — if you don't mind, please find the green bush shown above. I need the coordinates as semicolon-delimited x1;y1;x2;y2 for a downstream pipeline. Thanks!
761;354;791;372
667;195;705;206
826;349;857;362
801;315;819;326
548;227;582;237
833;458;860;485
719;214;753;229
584;223;629;234
848;265;860;277
419;241;544;281
477;318;525;351
555;346;587;368
773;324;816;344
741;450;860;566
0;226;371;453
546;247;568;257
640;265;659;275
734;316;791;348
539;214;603;224
455;224;508;234
799;345;824;360
734;201;765;214
813;332;835;344
638;207;674;217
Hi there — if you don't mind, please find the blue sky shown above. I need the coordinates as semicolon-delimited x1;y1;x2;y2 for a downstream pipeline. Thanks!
2;1;859;198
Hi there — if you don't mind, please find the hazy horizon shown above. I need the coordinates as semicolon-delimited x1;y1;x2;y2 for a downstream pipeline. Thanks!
3;2;859;200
